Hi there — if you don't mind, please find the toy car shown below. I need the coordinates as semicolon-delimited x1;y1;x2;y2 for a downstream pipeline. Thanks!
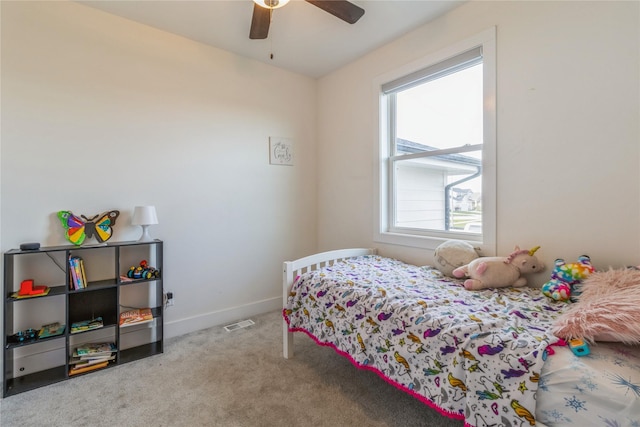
127;260;161;280
142;266;160;279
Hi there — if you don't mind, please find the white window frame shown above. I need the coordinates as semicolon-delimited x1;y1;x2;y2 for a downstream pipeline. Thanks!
373;28;497;254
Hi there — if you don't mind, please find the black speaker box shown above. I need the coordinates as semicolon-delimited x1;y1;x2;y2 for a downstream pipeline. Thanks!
20;242;40;251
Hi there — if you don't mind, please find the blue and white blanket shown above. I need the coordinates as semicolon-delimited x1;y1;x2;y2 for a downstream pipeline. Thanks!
537;341;640;426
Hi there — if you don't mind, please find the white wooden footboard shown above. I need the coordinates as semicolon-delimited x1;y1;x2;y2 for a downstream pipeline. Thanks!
282;248;377;359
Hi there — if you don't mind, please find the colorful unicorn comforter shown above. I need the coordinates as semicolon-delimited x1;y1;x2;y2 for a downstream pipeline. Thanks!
284;255;568;427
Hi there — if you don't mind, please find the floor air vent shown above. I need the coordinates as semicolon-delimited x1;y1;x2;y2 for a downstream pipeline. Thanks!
224;319;255;332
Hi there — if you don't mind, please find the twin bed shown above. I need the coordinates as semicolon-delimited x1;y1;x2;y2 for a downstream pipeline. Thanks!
282;248;640;427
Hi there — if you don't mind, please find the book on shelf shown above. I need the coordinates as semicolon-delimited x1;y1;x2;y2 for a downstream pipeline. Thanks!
38;322;66;338
69;360;109;376
119;307;154;327
70;317;103;333
73;349;115;359
74;342;116;356
69;256;79;289
70;354;115;367
70;350;115;363
68;256;87;290
76;353;114;361
70;350;115;364
69;256;77;290
79;257;87;287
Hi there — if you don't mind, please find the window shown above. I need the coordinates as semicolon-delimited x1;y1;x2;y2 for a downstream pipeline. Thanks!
374;29;496;252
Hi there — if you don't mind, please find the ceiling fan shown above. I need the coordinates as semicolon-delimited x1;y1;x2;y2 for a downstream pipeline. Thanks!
250;0;365;40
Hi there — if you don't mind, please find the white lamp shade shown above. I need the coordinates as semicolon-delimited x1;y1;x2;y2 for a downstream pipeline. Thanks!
132;206;158;226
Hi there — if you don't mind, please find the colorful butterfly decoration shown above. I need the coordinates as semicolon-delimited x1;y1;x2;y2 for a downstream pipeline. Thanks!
57;210;120;245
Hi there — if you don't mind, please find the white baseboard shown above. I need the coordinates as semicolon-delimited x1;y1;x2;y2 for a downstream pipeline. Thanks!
163;296;281;339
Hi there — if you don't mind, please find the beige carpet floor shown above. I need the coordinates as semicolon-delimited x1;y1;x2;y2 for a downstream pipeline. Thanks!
1;310;463;427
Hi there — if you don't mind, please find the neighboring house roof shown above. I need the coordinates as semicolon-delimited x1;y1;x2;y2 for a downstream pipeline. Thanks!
396;138;481;167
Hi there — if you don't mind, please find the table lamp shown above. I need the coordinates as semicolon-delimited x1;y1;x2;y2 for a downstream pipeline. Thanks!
131;206;158;242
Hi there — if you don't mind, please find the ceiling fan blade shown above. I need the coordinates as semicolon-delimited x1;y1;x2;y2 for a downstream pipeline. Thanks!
250;4;271;39
305;1;365;24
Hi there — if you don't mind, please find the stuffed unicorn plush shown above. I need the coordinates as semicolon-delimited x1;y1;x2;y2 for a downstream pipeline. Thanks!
452;246;545;290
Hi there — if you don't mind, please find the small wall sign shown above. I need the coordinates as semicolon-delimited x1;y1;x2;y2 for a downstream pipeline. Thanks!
269;137;294;166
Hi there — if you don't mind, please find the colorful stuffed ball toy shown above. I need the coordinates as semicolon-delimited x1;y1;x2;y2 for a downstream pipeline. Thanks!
542;255;595;302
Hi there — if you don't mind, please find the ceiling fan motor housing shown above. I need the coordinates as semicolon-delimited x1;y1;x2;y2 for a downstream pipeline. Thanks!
254;0;289;9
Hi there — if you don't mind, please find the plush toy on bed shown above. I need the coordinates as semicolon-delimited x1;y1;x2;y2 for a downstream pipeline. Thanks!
542;256;595;302
452;246;544;290
433;240;480;277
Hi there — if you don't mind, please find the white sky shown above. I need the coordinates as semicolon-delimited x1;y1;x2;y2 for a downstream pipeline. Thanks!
396;64;483;153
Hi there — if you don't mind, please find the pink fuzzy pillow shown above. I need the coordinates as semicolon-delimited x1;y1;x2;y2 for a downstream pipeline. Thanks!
552;268;640;344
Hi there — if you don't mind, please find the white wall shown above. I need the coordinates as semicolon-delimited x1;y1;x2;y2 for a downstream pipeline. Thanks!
316;0;640;284
1;1;318;338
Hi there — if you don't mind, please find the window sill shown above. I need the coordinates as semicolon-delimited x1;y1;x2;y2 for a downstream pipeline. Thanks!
374;230;483;251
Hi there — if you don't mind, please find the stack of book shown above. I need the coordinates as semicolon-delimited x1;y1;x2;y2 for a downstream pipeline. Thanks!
119;308;154;327
69;255;87;290
70;317;103;334
69;342;116;375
